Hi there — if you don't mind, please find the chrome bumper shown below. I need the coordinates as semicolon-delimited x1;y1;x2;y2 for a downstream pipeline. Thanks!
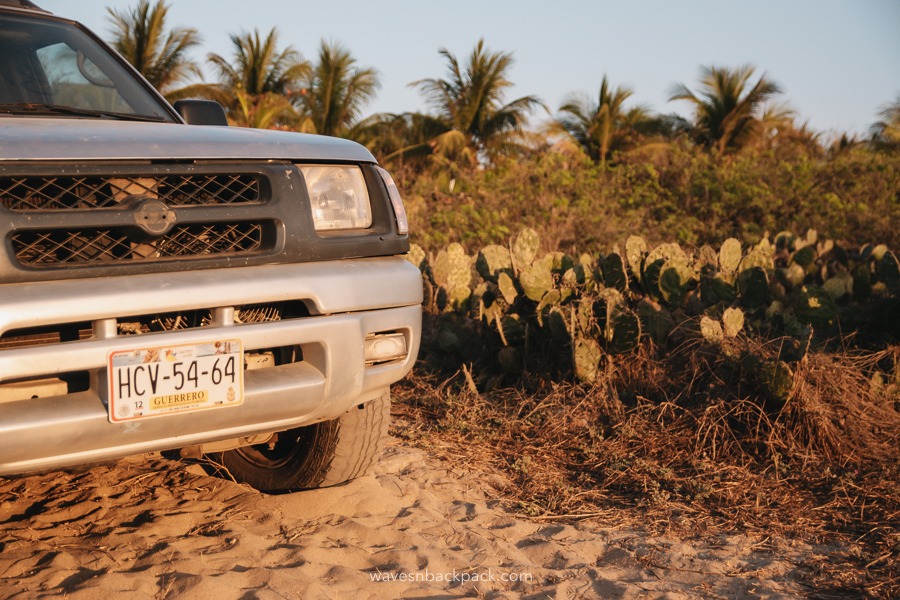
0;257;422;475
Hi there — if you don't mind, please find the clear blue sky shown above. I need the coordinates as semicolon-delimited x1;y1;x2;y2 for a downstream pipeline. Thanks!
41;0;900;137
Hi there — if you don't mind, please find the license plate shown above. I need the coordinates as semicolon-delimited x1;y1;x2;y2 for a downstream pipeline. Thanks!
107;339;243;423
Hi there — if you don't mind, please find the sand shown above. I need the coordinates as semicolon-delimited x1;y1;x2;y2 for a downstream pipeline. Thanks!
0;434;811;599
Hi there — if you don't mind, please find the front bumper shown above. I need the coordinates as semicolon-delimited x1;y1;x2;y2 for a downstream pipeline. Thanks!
0;257;422;475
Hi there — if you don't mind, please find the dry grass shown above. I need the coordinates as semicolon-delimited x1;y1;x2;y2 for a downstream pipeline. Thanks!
392;341;900;598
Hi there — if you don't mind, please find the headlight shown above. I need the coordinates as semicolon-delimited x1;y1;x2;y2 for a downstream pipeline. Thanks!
375;166;409;235
298;165;372;231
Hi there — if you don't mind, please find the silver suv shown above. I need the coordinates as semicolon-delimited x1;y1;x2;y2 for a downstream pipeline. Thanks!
0;0;422;491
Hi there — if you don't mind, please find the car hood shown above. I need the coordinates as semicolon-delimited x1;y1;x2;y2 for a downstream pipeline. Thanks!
0;117;376;163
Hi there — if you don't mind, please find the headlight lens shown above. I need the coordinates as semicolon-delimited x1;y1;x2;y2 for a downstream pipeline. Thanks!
375;166;409;235
299;165;372;231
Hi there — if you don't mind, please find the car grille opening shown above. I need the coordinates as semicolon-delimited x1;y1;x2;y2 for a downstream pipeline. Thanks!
12;222;265;266
0;174;260;210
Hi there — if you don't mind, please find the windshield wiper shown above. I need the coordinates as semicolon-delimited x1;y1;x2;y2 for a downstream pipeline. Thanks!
0;102;167;122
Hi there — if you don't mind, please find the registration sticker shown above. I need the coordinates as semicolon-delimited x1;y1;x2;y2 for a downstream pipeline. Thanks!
107;339;243;423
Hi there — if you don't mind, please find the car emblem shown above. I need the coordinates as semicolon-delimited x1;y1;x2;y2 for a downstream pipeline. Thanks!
129;196;177;236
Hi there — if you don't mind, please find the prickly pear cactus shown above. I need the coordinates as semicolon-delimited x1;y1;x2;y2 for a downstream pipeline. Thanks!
737;267;770;309
805;228;818;245
573;337;602;383
498;314;526;346
792;245;817;268
823;270;853;300
498;272;519;305
563;264;590;287
794;285;838;329
722;307;745;338
606;309;641;354
697;245;719;269
603;253;628;292
637;298;676;344
498;346;523;374
872;244;890;261
759;360;795;407
406;243;427;269
718;238;743;277
519;259;554;302
775;231;795;253
625;235;648;281
593;288;639;353
700;316;724;343
479;286;505;326
646;242;688;269
739;247;774;272
544;306;570;343
512;228;540;271
699;275;736;306
786;263;806;286
432;243;472;308
476;245;513;282
880;251;900;293
658;257;694;306
853;264;872;301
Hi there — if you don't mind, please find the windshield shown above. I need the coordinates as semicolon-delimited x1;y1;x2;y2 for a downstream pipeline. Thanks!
0;11;175;121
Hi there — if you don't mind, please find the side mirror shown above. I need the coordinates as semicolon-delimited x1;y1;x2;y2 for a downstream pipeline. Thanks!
173;99;228;126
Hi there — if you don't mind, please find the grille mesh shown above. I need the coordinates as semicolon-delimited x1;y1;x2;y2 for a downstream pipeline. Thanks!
0;174;259;210
12;223;264;266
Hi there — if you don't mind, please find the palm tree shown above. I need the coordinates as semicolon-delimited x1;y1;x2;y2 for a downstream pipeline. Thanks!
409;39;544;166
554;75;658;164
870;95;900;150
293;41;379;137
106;0;201;96
207;28;310;96
355;111;446;167
229;89;303;130
669;64;782;154
184;28;310;128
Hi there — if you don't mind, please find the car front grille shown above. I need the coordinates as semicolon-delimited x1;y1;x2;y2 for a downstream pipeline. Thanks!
0;173;260;210
0;166;277;271
0;161;410;284
12;222;265;266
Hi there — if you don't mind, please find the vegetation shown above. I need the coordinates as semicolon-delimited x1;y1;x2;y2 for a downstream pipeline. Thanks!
553;75;659;165
103;2;896;166
100;3;899;595
197;28;309;128
399;228;899;597
294;41;380;137
105;0;201;97
400;143;900;254
668;64;785;155
404;39;544;167
871;95;900;151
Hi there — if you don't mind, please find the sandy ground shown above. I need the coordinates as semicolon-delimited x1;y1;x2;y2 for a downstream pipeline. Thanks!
0;435;812;599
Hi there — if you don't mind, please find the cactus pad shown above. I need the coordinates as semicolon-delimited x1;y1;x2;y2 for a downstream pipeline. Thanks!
476;245;513;282
794;285;838;329
603;253;628;292
573;337;602;383
512;228;540;270
700;316;724;343
722;307;745;338
625;235;648;281
519;261;554;301
433;243;472;307
718;238;743;275
406;243;427;270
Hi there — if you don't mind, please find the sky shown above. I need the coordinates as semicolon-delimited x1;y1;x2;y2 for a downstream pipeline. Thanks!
39;0;900;138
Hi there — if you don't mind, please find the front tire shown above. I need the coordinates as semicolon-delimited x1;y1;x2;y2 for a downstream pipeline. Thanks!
208;394;390;492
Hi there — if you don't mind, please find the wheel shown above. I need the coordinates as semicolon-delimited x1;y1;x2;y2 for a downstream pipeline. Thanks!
207;394;390;492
